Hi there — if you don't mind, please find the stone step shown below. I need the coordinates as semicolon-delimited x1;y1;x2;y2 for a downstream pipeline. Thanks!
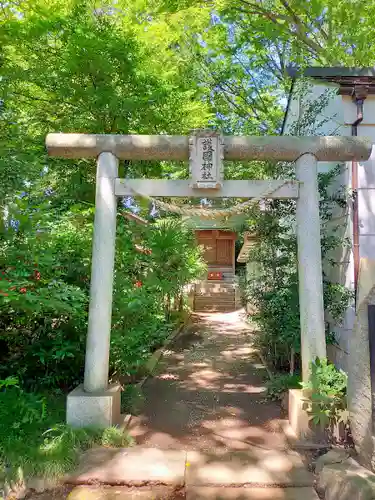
68;486;319;499
197;280;236;285
195;304;235;308
194;309;236;312
205;279;235;282
194;310;236;313
194;301;235;307
68;448;186;487
68;485;183;499
194;296;235;301
186;487;319;499
194;307;236;312
186;449;313;488
194;294;236;299
198;279;237;285
196;296;236;301
196;294;235;299
67;447;314;489
194;295;235;300
195;300;235;305
201;277;236;281
196;285;236;290
206;274;234;279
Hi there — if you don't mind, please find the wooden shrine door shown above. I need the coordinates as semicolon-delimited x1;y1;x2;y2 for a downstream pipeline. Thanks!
196;230;236;270
216;238;232;265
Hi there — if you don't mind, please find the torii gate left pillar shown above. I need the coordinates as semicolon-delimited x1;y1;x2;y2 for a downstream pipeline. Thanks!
46;131;371;428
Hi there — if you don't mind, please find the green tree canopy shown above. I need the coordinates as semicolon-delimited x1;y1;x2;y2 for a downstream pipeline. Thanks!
0;0;214;202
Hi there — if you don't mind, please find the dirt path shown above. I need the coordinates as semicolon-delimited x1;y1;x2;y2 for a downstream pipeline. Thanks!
128;311;287;451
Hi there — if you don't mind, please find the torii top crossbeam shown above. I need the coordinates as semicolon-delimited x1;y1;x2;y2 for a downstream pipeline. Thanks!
46;133;371;162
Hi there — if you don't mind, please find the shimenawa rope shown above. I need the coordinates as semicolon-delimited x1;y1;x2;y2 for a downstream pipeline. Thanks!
125;179;290;219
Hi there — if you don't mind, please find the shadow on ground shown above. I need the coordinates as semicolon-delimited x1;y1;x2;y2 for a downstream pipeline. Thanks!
41;312;315;498
127;311;285;452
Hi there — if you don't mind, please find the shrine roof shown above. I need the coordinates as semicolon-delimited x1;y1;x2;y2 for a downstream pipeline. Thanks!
182;214;246;231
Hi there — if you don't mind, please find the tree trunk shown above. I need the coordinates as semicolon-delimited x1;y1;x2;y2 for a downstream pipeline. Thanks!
290;347;295;375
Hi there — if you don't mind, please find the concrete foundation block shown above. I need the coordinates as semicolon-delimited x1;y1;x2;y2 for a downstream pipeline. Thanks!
288;389;328;442
288;389;345;444
67;383;121;428
289;389;313;440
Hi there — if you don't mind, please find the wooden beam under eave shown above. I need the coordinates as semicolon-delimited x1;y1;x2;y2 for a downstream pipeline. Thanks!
121;211;148;225
115;179;299;199
237;239;258;263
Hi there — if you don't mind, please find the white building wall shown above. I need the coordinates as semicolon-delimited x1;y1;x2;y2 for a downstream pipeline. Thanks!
284;83;375;373
357;125;375;259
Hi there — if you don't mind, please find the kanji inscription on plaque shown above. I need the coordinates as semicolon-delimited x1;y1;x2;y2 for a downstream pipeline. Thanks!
189;130;224;189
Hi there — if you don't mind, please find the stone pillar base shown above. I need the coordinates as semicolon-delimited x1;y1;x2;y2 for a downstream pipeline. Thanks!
67;383;121;428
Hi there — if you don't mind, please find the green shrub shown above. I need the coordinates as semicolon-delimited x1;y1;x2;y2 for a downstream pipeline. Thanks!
101;427;134;447
243;166;352;372
0;385;133;483
0;203;92;391
109;217;205;379
301;358;348;428
121;384;146;415
110;321;171;378
265;373;301;401
303;357;347;396
0;203;205;392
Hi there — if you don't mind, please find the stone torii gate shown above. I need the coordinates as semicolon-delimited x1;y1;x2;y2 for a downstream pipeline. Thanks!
46;131;371;428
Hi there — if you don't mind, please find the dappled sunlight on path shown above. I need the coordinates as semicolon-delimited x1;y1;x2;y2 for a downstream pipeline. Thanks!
128;310;286;452
66;311;315;498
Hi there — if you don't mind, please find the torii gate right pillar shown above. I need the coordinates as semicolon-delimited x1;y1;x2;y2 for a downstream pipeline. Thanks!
296;153;326;381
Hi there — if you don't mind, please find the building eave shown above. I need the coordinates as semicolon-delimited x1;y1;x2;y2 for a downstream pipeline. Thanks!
288;66;375;80
237;232;258;263
182;214;246;231
281;66;375;136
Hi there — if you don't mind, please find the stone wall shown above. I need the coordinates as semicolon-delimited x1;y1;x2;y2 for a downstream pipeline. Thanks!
347;258;375;470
